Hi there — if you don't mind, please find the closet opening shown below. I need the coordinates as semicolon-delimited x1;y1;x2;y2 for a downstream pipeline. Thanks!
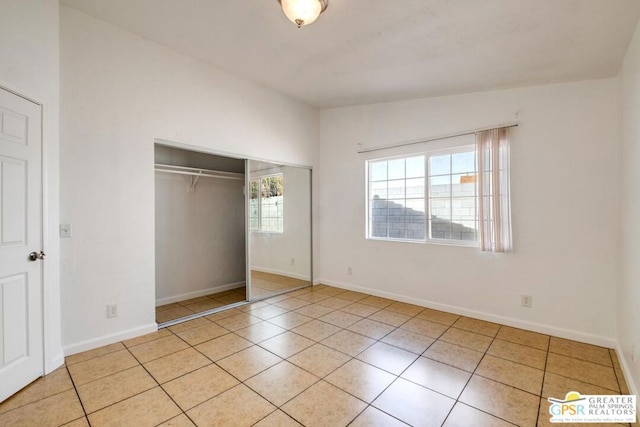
154;144;247;324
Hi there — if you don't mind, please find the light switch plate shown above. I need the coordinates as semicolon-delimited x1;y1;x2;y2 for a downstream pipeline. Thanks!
60;224;72;238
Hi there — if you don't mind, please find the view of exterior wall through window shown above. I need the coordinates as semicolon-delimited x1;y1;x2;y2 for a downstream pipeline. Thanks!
367;146;477;243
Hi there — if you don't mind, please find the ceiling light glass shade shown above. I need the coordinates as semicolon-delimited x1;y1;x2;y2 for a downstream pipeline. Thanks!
278;0;328;28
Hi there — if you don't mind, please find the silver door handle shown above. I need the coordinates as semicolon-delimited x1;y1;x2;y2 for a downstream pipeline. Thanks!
28;251;46;261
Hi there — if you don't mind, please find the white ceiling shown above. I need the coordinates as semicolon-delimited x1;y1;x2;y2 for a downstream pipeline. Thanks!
60;0;640;108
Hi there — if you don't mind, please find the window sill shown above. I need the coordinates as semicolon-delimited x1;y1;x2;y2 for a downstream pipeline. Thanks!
250;231;284;235
366;236;479;248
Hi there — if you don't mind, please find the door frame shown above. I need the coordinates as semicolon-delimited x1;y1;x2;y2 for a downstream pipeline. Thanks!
0;83;47;377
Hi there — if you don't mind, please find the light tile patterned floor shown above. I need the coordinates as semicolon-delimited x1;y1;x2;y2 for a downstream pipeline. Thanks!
156;271;311;323
1;285;635;427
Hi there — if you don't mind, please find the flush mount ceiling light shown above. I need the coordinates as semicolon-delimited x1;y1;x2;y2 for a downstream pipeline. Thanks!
278;0;328;28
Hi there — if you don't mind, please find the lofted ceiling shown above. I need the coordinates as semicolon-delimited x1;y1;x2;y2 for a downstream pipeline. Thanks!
60;0;640;108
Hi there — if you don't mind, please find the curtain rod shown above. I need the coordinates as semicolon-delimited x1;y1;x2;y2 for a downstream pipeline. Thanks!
356;122;519;154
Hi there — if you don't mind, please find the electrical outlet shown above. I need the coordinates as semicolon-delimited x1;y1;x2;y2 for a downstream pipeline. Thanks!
521;294;532;308
106;304;118;318
347;267;353;276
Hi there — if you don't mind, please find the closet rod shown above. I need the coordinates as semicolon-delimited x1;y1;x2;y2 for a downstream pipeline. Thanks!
154;163;244;181
356;122;519;154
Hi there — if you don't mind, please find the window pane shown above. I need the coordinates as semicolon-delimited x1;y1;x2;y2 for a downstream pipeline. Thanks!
430;213;451;240
406;156;425;178
452;197;476;221
388;200;406;239
429;198;450;219
389;200;405;220
405;198;425;213
388;158;405;180
429;176;450;197
429;154;450;176
370;181;388;199
370;161;387;181
370;198;388;238
405;199;426;240
406;178;424;198
451;174;477;197
452;151;475;174
450;218;476;241
428;150;478;243
388;179;405;199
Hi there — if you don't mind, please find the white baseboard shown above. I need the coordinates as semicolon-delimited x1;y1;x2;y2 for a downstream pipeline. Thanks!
615;344;639;397
251;266;310;282
63;323;158;357
314;278;617;348
45;352;65;375
155;281;245;307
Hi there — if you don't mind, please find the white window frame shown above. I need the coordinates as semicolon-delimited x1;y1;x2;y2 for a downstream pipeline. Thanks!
365;144;479;246
250;173;284;234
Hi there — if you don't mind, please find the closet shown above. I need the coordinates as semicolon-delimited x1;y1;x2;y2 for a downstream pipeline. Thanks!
154;145;247;323
154;143;313;326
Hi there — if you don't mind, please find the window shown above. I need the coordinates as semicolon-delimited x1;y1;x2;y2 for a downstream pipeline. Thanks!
367;146;478;244
250;174;284;233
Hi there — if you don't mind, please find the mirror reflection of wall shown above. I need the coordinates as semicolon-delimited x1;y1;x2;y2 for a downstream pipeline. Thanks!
154;145;247;324
249;160;312;300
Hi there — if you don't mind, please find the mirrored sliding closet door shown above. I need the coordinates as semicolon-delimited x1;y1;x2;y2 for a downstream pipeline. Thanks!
247;160;312;301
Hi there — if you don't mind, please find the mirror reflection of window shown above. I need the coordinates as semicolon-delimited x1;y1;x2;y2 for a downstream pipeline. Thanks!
249;180;259;231
250;174;284;233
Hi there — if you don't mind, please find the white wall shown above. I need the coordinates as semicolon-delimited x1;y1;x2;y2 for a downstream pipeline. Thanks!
60;6;318;354
619;19;640;394
318;79;620;346
251;165;312;280
0;0;62;373
155;173;245;304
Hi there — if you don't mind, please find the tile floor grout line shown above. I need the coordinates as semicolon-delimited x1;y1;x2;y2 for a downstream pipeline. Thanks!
538;370;622;394
609;349;625;394
65;342;129;367
546;347;619;369
536;335;552;427
64;363;97;426
440;323;518;427
435;322;488;427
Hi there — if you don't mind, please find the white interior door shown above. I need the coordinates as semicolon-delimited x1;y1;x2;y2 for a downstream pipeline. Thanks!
0;87;43;402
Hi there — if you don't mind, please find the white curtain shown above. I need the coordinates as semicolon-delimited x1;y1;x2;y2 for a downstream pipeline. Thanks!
476;127;512;252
